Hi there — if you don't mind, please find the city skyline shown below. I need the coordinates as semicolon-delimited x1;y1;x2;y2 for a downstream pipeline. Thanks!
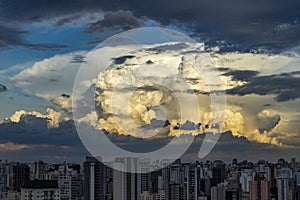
1;156;300;199
1;0;300;180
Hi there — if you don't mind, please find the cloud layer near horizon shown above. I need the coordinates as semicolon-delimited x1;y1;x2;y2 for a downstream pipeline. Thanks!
0;108;299;162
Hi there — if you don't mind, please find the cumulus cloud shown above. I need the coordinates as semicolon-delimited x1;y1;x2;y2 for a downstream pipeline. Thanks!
3;42;300;148
85;44;291;146
40;43;292;147
92;45;218;138
3;108;61;128
50;94;72;114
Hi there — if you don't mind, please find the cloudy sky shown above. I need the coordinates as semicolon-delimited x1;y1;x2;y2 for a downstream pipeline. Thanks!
0;0;300;163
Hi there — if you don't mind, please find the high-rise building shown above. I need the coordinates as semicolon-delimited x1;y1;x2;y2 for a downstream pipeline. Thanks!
0;161;14;194
169;160;183;185
21;180;60;200
200;176;211;197
161;159;170;199
226;172;241;200
291;158;297;172
276;167;293;200
113;157;141;200
296;172;300;186
47;163;83;200
239;169;252;193
167;159;184;200
277;177;289;200
13;163;30;191
211;183;225;200
249;173;268;200
105;164;114;200
184;163;201;200
83;157;105;200
32;161;48;180
168;183;184;200
141;191;152;200
269;165;278;200
1;161;19;199
150;169;162;193
211;161;226;187
140;159;151;193
153;189;166;200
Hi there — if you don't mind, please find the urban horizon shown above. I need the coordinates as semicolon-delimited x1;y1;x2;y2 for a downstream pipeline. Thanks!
1;156;300;199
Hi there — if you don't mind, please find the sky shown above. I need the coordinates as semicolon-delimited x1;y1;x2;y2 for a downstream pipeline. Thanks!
0;0;300;163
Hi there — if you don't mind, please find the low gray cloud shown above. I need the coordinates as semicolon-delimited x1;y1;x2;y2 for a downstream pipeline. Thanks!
0;114;79;146
0;24;27;47
183;132;300;162
1;111;299;162
24;43;70;51
0;23;69;51
85;10;144;33
0;23;70;51
257;114;281;133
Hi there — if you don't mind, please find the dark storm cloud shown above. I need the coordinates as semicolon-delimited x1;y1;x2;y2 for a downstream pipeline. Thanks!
0;0;104;23
113;55;135;64
54;14;82;26
223;70;259;82
24;43;70;51
0;24;27;47
85;10;144;33
228;71;300;102
0;23;70;50
2;0;300;50
0;84;8;92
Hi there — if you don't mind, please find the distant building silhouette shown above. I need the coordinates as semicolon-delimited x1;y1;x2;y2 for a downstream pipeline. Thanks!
83;157;105;200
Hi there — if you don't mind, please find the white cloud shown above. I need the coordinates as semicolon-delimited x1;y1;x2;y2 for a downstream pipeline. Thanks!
3;108;61;128
10;51;86;98
214;52;300;75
